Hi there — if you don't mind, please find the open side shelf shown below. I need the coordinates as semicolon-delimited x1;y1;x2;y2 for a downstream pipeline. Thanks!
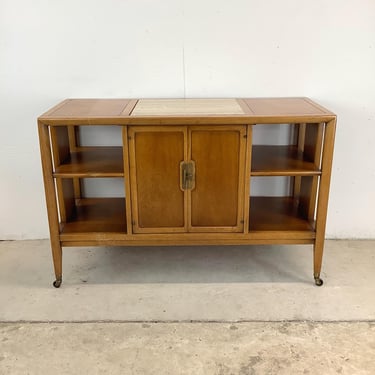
53;147;124;177
249;196;315;232
251;145;321;176
60;198;127;234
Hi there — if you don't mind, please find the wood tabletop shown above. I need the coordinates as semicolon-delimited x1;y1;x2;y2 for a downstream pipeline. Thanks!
40;99;136;118
243;98;332;116
39;97;336;125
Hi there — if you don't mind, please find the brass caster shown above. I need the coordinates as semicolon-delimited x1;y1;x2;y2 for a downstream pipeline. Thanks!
314;277;323;287
53;278;62;288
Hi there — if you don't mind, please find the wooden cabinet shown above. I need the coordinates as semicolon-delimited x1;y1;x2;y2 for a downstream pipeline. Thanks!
38;98;336;288
128;125;246;233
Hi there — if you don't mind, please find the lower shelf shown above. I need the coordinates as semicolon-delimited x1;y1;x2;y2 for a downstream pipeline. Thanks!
249;196;314;232
58;196;314;241
60;198;127;234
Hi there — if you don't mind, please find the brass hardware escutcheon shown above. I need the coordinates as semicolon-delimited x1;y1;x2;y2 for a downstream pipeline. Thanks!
180;161;195;190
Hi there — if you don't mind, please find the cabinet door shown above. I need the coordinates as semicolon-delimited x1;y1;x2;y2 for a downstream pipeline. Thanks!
128;126;187;233
189;126;246;232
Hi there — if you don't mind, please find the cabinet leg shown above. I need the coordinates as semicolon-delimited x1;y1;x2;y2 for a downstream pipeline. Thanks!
312;119;336;287
39;122;64;288
313;241;324;287
51;240;62;288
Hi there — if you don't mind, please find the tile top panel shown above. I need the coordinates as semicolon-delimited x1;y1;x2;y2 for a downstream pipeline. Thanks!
40;99;133;118
131;99;245;116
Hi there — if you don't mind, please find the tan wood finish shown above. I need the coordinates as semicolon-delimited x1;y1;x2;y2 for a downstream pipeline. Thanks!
53;147;124;177
59;231;315;243
39;98;336;126
290;123;324;223
60;198;126;234
299;176;319;221
50;126;70;169
38;121;62;285
313;118;336;280
128;126;187;233
251;145;321;176
189;126;246;232
56;178;75;222
243;98;334;116
122;126;133;235
67;126;82;199
249;197;314;232
298;123;324;221
45;99;134;118
62;239;315;247
243;125;253;234
292;123;306;198
304;123;324;166
38;98;336;287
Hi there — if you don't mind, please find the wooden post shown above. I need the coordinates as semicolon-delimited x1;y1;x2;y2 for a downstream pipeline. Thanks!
38;121;62;287
313;118;336;285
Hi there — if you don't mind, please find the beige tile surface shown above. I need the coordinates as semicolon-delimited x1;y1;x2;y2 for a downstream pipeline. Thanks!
131;99;244;116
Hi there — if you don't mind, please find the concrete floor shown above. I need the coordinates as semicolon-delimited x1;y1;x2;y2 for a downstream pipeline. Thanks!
0;240;374;321
1;322;374;374
0;240;374;374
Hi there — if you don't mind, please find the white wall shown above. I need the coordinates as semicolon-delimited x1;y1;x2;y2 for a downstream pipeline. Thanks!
1;0;374;239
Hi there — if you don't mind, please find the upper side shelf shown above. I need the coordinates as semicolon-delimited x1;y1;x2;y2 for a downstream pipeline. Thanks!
251;145;321;176
53;147;124;177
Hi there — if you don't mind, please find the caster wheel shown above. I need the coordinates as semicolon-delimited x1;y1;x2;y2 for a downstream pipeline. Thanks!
53;279;62;288
314;277;323;287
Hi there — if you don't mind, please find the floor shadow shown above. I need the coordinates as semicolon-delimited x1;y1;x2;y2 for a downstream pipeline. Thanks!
63;245;313;285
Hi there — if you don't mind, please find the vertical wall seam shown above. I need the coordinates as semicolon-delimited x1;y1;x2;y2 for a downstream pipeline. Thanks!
181;0;186;98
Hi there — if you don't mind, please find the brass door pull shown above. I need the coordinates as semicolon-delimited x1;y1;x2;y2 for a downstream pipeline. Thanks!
180;161;195;190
